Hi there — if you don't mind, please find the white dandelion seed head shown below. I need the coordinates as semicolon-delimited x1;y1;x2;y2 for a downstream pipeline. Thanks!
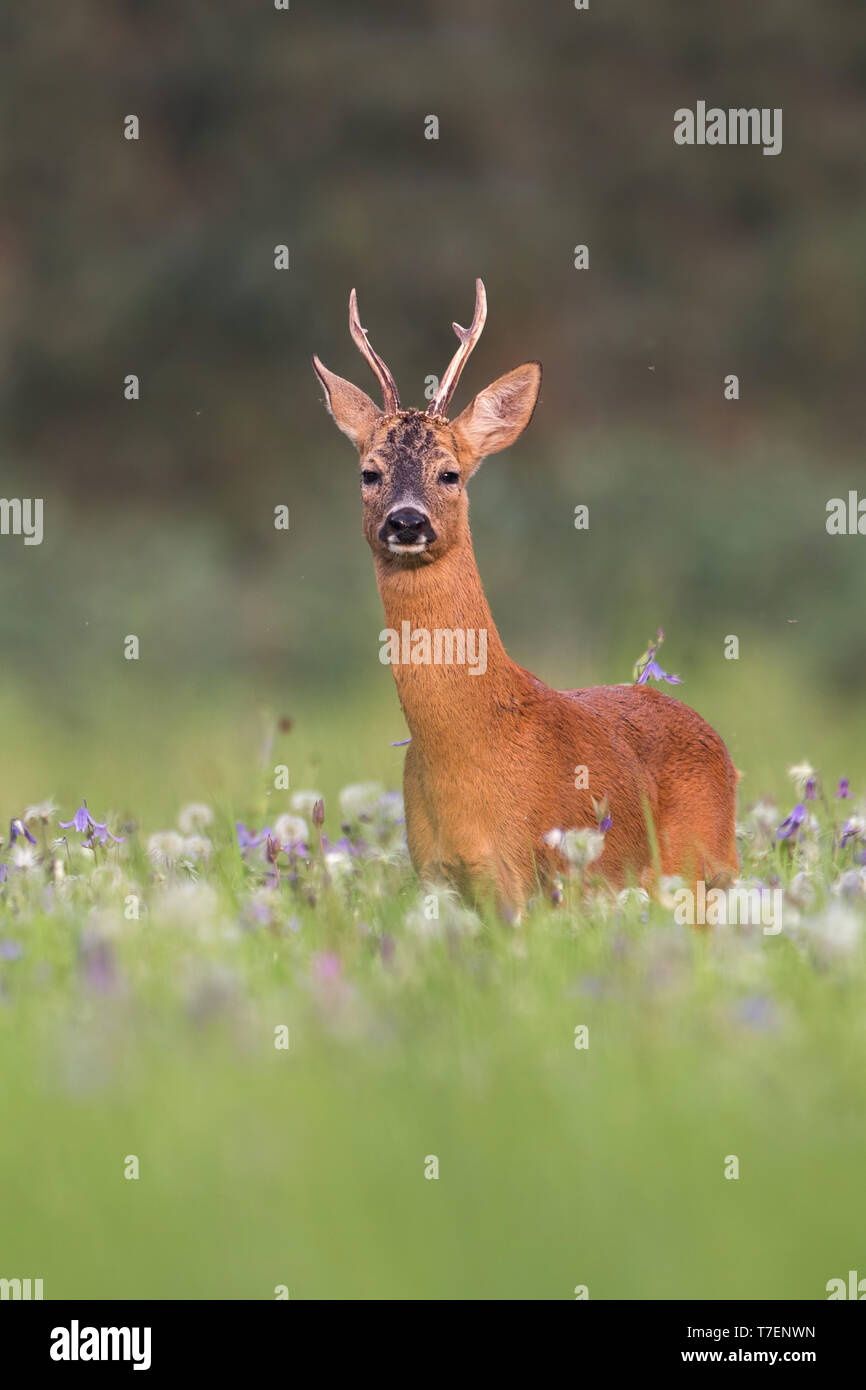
808;905;862;955
157;881;222;929
787;870;817;908
181;835;213;861
273;813;308;847
177;803;214;835
338;782;385;822
147;831;186;868
290;790;323;819
787;762;815;792
90;865;125;896
323;848;353;876
561;828;606;869
658;874;686;909
833;869;866;900
11;844;39;872
616;886;651;910
748;799;780;832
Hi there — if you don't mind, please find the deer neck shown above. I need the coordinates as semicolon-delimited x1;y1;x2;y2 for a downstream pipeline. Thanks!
373;533;517;748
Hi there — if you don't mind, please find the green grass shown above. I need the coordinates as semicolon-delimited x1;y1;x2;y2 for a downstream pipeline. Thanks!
0;656;865;1300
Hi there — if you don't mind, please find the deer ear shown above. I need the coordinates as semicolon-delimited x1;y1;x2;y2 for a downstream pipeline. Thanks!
451;361;542;469
313;356;382;450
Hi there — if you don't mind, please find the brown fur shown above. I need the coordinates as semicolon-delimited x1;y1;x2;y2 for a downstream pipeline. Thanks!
313;307;738;917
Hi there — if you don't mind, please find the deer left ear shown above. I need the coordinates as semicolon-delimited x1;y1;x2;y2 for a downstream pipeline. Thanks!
452;361;542;470
313;355;382;450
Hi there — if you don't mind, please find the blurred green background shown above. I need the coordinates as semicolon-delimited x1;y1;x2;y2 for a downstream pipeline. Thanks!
2;0;866;1305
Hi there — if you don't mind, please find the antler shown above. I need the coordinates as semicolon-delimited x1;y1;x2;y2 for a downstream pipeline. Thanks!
427;278;488;418
348;288;401;415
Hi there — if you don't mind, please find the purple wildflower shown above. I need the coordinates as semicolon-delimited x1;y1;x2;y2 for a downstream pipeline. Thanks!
236;822;270;851
85;821;125;847
777;804;806;840
804;779;817;801
10;818;37;846
591;793;613;834
322;834;359;856
281;836;309;858
60;800;124;847
637;659;682;686
836;778;851;799
840;818;864;849
59;801;96;834
633;628;682;686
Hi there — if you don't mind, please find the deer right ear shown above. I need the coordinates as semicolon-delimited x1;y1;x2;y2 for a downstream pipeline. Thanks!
451;361;542;471
313;356;382;450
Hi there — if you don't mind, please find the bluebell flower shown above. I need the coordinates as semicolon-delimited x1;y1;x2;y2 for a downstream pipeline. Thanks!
636;659;682;686
10;818;37;846
632;628;682;686
236;822;270;851
85;821;125;847
591;793;613;833
60;800;124;846
777;805;806;840
840;817;864;849
60;801;95;834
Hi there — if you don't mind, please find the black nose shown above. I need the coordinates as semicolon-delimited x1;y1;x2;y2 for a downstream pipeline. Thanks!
380;507;436;545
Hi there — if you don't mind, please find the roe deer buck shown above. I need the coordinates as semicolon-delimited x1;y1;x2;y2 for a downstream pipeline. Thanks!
313;281;738;917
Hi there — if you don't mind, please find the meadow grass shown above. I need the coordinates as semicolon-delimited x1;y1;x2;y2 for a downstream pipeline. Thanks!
1;653;865;1300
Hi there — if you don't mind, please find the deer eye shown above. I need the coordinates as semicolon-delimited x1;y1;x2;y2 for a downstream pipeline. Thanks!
438;470;459;486
361;469;381;486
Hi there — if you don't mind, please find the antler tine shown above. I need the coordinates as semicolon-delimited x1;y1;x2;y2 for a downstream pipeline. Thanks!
427;278;488;418
348;288;401;415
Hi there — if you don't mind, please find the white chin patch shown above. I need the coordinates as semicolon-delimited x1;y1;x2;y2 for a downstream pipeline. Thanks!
387;540;428;555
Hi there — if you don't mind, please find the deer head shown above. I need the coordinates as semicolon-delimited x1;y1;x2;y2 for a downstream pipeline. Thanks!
313;280;542;565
